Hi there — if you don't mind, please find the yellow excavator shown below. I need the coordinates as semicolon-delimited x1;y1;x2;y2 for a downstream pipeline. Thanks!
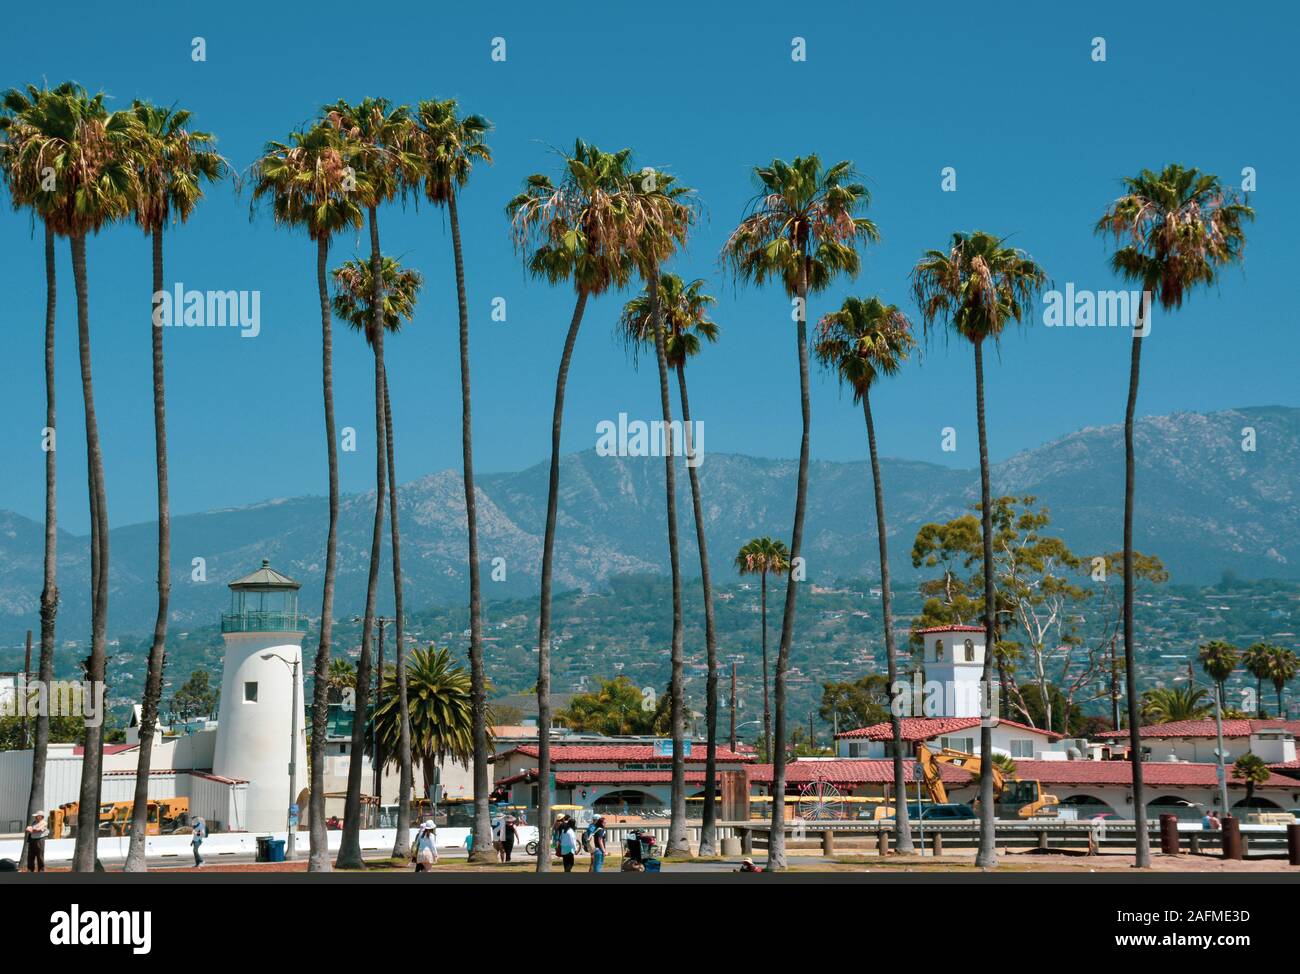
916;744;1060;819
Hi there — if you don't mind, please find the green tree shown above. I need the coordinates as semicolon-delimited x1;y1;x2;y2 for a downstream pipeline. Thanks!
1098;164;1253;868
368;646;478;800
251;120;366;872
0;83;67;845
124;99;225;873
620;273;722;853
818;675;890;731
332;252;422;859
1199;640;1239;707
724;156;876;872
913;230;1047;868
556;676;660;735
414;96;495;864
1140;685;1211;723
507;140;642;872
1231;753;1270;804
813;294;917;852
1242;643;1274;718
735;537;791;758
170;669;217;722
321;97;420;871
1266;646;1298;719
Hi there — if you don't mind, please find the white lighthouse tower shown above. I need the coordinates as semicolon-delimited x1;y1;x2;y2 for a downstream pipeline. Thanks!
213;560;309;833
919;624;987;719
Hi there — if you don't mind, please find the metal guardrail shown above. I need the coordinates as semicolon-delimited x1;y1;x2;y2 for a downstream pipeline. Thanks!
221;611;310;633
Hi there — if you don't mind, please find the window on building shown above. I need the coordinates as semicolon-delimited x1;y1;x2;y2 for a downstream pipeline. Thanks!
964;638;976;661
1009;738;1034;758
847;742;863;757
244;681;258;703
935;640;945;662
940;736;973;754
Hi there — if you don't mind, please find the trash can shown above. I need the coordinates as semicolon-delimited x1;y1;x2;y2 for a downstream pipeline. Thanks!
255;836;271;863
268;839;286;863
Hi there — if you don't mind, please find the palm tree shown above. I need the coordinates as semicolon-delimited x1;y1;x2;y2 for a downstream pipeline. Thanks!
507;140;641;871
123;100;224;873
0;83;69;843
618;170;696;857
22;85;138;871
1200;639;1239;815
368;646;481;799
321;97;419;870
1242;643;1274;718
734;537;791;758
414;98;494;862
912;230;1047;868
1266;646;1298;719
331;253;421;860
813;295;917;853
620;273;722;854
1140;684;1212;723
723;156;876;870
327;657;357;700
1097;164;1253;866
250;121;366;871
1231;753;1270;805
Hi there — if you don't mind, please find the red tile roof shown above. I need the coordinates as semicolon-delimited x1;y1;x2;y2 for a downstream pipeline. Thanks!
493;744;754;764
1098;719;1300;740
495;769;711;787
73;743;138;756
835;716;1061;741
745;759;973;786
1008;759;1300;791
915;625;986;634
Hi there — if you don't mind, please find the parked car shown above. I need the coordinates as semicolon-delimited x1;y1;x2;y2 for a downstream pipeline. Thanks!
881;802;977;822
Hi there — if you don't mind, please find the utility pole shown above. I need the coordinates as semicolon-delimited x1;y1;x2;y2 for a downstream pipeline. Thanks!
729;661;737;752
373;617;389;809
1214;681;1229;814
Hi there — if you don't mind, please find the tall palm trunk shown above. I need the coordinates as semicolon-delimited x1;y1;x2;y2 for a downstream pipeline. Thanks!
337;206;387;870
383;369;414;859
71;233;110;872
1122;324;1149;866
678;361;718;855
450;191;492;862
863;392;913;853
535;289;589;873
761;571;770;757
26;222;58;833
648;271;689;858
769;271;811;871
126;227;170;871
972;339;998;868
309;233;339;872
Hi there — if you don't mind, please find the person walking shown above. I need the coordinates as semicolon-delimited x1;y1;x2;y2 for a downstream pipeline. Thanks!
557;817;578;872
502;816;518;862
493;813;506;862
413;820;438;872
589;816;607;873
24;813;49;873
189;815;208;867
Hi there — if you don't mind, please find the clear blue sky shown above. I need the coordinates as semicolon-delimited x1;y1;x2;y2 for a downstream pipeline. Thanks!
2;1;1294;534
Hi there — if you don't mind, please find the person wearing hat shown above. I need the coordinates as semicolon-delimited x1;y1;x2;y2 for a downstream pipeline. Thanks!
24;813;49;872
413;820;438;872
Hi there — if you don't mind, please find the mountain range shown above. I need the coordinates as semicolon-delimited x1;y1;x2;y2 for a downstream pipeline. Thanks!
1;405;1296;643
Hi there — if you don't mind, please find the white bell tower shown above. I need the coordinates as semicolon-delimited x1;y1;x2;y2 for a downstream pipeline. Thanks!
212;560;309;833
920;625;986;718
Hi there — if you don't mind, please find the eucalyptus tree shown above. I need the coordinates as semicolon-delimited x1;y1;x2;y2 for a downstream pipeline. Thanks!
414;98;495;860
251;121;367;871
1098;165;1252;866
813;295;917;853
620;273;721;854
507;140;640;870
332;254;422;859
723;156;876;870
321;97;421;870
123;100;225;872
912;230;1047;868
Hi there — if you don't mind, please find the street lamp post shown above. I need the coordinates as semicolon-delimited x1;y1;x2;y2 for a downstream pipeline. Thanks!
262;652;300;860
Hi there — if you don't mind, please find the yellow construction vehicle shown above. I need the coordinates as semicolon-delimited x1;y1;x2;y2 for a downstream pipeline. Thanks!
915;744;1060;819
50;801;78;838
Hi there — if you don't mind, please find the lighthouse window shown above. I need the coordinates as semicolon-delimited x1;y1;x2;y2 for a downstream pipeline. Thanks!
244;681;258;703
934;640;945;662
964;638;976;661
